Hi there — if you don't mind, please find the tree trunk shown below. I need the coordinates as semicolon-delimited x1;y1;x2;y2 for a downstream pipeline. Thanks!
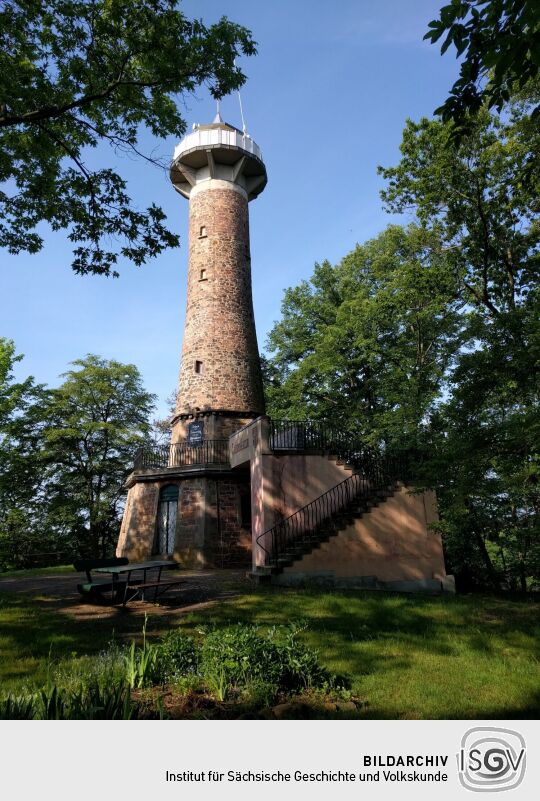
473;529;501;590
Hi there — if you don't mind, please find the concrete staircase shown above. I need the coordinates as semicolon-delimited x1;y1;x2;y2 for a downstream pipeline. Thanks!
252;448;402;578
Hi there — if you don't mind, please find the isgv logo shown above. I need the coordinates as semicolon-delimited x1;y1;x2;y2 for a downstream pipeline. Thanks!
458;727;526;792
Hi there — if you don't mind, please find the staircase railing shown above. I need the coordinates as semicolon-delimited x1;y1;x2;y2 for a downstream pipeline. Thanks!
269;418;353;453
256;440;409;568
134;439;229;469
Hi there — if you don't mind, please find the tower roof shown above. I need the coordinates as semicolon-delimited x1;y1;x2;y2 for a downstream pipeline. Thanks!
170;117;267;201
193;119;245;136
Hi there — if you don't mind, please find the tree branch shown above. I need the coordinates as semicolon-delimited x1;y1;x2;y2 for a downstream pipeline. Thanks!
0;51;171;129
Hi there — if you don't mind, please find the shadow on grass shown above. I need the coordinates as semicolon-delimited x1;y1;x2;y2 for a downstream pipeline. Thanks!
1;586;539;718
179;586;539;656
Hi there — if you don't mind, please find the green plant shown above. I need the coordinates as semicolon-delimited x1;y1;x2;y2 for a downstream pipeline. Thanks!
239;679;279;708
199;624;333;701
0;694;36;720
158;629;200;683
278;626;333;690
65;682;135;720
0;681;135;720
53;645;127;694
125;614;161;689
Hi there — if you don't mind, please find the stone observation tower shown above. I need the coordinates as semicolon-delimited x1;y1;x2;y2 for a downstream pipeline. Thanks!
117;109;453;593
170;112;267;443
117;112;268;568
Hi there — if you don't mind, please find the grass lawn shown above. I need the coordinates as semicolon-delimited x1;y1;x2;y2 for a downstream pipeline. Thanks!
0;587;538;718
0;565;74;579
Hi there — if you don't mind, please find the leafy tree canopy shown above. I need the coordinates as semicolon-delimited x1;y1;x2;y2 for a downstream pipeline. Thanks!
425;0;540;130
0;349;156;565
378;95;539;321
0;0;256;275
266;91;539;589
0;339;49;565
41;354;155;554
265;224;462;447
380;86;539;590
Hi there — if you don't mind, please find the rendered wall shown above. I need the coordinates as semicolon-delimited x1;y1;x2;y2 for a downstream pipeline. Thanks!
253;453;353;567
230;417;363;568
262;453;352;528
282;485;447;583
229;417;451;587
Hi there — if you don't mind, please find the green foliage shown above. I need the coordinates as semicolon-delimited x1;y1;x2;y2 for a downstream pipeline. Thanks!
0;0;256;275
265;224;461;447
379;111;539;317
425;0;540;131
0;339;50;569
125;614;161;688
0;614;337;716
0;693;36;719
41;354;155;557
158;629;200;683
199;624;333;701
378;93;539;590
267;92;539;589
0;681;135;720
1;588;538;718
53;645;127;694
0;347;155;567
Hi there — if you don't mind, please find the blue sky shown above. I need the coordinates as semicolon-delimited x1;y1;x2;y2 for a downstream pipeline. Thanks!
0;0;459;416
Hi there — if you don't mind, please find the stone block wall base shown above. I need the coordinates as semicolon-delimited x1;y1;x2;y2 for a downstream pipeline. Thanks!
269;571;456;594
118;472;251;569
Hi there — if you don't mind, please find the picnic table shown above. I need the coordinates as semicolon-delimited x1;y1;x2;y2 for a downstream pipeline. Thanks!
93;560;181;606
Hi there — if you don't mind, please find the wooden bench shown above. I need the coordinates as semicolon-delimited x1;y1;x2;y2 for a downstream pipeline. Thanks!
121;576;184;606
74;557;129;599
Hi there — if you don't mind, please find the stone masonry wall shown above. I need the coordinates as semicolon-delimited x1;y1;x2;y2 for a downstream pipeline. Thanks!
174;475;251;568
174;183;265;421
208;478;252;568
172;413;255;444
175;479;205;565
117;481;160;560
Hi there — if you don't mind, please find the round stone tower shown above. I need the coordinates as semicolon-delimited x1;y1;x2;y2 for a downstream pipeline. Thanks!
117;113;267;570
170;114;267;443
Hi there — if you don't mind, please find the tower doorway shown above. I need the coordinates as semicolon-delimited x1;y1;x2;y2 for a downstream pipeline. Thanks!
155;484;179;555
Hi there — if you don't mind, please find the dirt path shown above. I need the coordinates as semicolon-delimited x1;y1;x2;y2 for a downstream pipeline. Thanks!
0;568;253;622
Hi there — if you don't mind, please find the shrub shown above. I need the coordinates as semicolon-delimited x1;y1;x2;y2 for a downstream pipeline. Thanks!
0;621;341;716
199;624;332;701
158;630;199;683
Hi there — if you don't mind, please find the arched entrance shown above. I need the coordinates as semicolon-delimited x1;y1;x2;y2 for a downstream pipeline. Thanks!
155;484;179;555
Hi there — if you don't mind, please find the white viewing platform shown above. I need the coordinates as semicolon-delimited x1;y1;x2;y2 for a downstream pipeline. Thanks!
170;120;267;201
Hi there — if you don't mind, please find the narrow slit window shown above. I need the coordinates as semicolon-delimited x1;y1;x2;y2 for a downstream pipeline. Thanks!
199;268;207;281
199;225;207;238
195;360;203;374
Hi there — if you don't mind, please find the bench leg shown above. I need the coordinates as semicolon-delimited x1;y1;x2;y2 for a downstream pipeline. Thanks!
154;567;163;603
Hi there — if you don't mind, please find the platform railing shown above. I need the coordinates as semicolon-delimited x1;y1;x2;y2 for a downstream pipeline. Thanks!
134;440;230;470
268;418;355;454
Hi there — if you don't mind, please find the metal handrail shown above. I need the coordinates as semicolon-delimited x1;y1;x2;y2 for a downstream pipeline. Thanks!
268;418;354;453
256;441;409;568
134;440;230;469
